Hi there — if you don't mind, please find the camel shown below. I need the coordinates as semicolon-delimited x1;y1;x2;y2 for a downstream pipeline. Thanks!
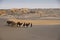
26;23;30;27
23;23;30;28
23;22;26;27
17;22;23;27
7;21;32;28
7;21;16;26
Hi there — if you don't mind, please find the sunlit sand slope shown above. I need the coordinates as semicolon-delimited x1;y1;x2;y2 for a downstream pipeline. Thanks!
8;19;60;25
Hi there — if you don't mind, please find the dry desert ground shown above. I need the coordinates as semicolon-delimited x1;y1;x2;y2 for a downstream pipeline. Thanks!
0;18;60;40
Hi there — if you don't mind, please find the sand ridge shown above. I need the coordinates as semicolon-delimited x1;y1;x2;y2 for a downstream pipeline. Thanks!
8;19;60;25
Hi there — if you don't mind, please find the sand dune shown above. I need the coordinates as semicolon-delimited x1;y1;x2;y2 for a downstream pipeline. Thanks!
8;19;60;25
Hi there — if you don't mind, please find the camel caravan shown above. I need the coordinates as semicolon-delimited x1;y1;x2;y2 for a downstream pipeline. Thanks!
6;19;32;28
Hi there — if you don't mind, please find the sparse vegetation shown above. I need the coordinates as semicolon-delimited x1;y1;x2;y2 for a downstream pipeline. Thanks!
0;10;6;15
0;8;60;18
7;8;60;17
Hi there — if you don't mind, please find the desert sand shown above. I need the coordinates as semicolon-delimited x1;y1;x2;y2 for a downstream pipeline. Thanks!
0;8;60;40
0;19;60;40
0;18;60;40
0;25;60;40
8;19;60;25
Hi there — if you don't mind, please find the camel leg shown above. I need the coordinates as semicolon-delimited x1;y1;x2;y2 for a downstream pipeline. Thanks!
30;24;32;27
26;26;28;28
17;25;19;27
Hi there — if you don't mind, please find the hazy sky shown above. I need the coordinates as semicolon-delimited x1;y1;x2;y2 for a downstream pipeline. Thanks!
0;0;60;9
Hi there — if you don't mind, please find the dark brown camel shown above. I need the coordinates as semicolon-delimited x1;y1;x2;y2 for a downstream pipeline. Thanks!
7;21;16;26
22;23;32;28
25;23;30;28
17;22;23;27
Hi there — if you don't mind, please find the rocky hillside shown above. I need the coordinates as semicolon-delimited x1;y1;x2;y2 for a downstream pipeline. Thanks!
0;8;60;20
